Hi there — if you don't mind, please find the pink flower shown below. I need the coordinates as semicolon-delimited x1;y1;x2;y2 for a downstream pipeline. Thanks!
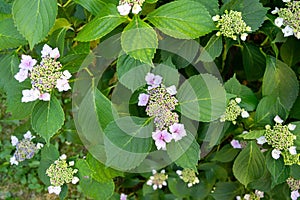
291;190;300;200
56;78;71;92
230;139;242;149
152;130;172;150
138;93;150;106
41;44;53;57
50;47;60;59
19;55;37;71
169;123;186;141
39;93;50;101
145;73;162;87
120;193;127;200
14;69;28;82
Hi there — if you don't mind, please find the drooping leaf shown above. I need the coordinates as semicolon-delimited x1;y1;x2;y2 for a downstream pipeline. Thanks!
75;4;127;42
210;182;242;200
73;0;107;16
0;18;27;50
198;35;223;62
192;0;219;16
224;75;258;111
280;37;300;67
0;53;19;90
48;28;67;57
31;96;65;144
233;141;266;187
147;0;215;39
12;0;58;49
177;74;226;122
239;130;265;140
121;16;158;64
212;144;240;163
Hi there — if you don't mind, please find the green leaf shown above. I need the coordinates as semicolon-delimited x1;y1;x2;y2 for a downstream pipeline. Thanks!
221;0;268;32
262;56;299;112
0;18;27;50
210;182;242;200
31;96;65;144
152;60;179;87
239;130;265;140
147;0;215;39
73;0;107;16
224;75;258;111
212;144;240;163
117;54;151;92
104;116;153;171
198;35;223;62
12;0;58;49
177;74;226;122
280;37;300;67
242;43;266;81
266;151;290;188
192;0;219;16
233;141;266;187
290;95;300;120
0;53;19;90
121;16;158;64
167;131;200;171
49;28;67;57
289;121;300;151
75;4;127;42
49;18;72;34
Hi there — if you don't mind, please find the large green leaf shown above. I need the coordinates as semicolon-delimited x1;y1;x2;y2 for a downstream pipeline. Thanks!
12;0;57;49
0;18;27;50
0;53;19;90
198;35;223;62
73;0;107;16
224;75;258;111
75;4;127;42
242;43;266;81
233;141;266;187
147;0;215;39
192;0;219;16
117;54;151;91
280;37;300;67
177;74;226;122
210;182;242;200
221;0;268;32
104;116;153;171
121;16;158;64
152;60;179;87
167;131;200;171
31;96;65;144
212;144;240;163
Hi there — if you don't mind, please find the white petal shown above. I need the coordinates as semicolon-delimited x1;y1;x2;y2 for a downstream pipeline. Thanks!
69;161;75;166
235;97;241;103
72;176;80;184
48;186;61;195
11;136;19;146
212;15;220;21
132;4;142;14
256;136;267;145
166;85;177;95
240;33;248;41
10;156;19;165
117;3;131;16
241;110;249;118
39;93;51;101
288;123;296;131
282;25;294;37
289;146;297;155
274;115;283;124
62;70;72;79
60;154;67;160
50;48;60;59
274;17;284;27
41;44;53;57
271;7;279;14
36;143;44;149
271;149;281;159
14;69;28;82
23;131;35;140
176;170;182;175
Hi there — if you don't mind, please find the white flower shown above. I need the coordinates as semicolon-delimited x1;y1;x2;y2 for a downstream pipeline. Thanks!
14;69;28;82
50;48;60;59
282;25;294;37
21;89;40;103
41;44;53;57
23;131;35;140
62;70;72;80
72;176;80;184
19;55;37;71
274;17;284;27
291;190;300;200
244;194;250;200
48;185;61;195
36;143;44;149
236;196;241;200
176;170;182;176
39;93;51;101
60;154;67;160
271;7;279;14
289;146;297;155
10;156;19;165
282;0;291;2
56;78;71;92
274;115;283;124
212;15;220;21
235;97;241;103
255;190;264;198
295;32;300;39
240;33;248;41
241;110;249;118
11;136;19;146
132;4;142;14
288;123;296;131
120;193;127;200
256;136;267;145
166;85;177;95
272;149;281;159
117;3;131;16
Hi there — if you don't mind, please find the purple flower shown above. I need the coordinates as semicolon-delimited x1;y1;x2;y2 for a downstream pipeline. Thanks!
152;130;172;150
230;139;242;149
120;193;127;200
138;93;150;106
169;123;186;141
19;55;37;71
145;73;162;87
291;190;300;200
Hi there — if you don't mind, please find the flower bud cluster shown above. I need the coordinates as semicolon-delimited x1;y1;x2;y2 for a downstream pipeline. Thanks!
272;1;300;39
212;10;252;41
176;168;199;187
14;44;71;103
10;131;43;165
117;0;145;15
287;177;300;191
146;169;168;190
46;154;79;195
237;190;264;200
138;73;187;150
220;98;249;124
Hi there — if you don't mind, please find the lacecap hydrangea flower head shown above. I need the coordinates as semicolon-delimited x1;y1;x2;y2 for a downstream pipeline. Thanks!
212;10;252;41
14;44;72;103
220;97;250;124
272;0;300;39
146;169;168;190
138;72;187;150
117;0;145;15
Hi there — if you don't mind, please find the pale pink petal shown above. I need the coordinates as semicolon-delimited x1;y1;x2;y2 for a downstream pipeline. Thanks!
230;139;242;149
11;136;19;146
56;78;71;92
50;48;60;59
19;55;36;70
14;69;28;82
169;123;186;141
62;70;72;79
166;85;177;95
272;149;281;159
138;93;150;106
41;44;52;57
291;190;300;200
39;93;51;101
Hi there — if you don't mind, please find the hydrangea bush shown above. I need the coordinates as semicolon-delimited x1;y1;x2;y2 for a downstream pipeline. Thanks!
0;0;300;199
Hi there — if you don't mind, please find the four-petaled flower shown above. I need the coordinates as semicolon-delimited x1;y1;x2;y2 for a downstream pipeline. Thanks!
138;93;150;106
231;139;242;149
272;149;281;159
169;123;187;142
152;130;172;150
145;73;162;87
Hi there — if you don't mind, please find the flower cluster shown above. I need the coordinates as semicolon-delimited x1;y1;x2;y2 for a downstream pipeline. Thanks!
257;115;299;164
46;154;79;195
14;44;71;103
10;131;43;165
146;169;168;190
212;10;252;41
287;177;300;200
272;0;300;39
117;0;144;15
138;73;187;150
236;190;264;200
220;98;249;124
176;168;199;187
